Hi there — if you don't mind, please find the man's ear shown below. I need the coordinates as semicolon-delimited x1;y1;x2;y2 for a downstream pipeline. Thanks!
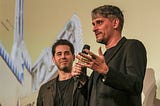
52;56;55;63
112;18;120;29
73;54;75;61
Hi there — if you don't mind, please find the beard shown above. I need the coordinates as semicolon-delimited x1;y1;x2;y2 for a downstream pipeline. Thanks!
96;34;108;44
57;64;71;73
61;66;70;73
97;38;107;44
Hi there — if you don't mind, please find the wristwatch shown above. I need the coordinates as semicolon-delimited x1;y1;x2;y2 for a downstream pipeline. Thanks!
101;68;109;82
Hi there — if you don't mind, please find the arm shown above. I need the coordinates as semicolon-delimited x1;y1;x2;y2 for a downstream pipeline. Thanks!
72;62;89;88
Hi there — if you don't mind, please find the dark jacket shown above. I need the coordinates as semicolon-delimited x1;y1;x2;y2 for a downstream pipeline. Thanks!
37;76;87;106
88;37;147;106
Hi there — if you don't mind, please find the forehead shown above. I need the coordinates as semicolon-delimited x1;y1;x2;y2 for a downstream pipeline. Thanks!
92;13;104;19
55;45;70;52
92;16;108;23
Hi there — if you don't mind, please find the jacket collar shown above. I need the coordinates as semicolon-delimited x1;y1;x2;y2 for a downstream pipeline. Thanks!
105;36;127;64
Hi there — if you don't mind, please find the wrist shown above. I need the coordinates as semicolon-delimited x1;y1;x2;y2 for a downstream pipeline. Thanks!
102;67;109;82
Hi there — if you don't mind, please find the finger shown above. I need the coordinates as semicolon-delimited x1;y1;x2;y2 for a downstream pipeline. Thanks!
74;67;81;72
76;55;83;61
77;53;92;62
85;49;97;59
74;63;82;71
72;69;82;76
98;47;103;56
78;61;92;69
73;72;81;76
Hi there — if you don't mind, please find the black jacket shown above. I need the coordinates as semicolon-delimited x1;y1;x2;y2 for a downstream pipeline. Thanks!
37;76;87;106
88;37;147;106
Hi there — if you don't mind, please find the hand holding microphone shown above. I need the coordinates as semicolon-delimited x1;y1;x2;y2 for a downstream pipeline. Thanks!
77;47;109;75
71;44;90;77
80;44;90;75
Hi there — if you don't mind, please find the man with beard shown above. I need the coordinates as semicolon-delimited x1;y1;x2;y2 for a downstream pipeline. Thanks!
73;5;147;106
37;39;87;106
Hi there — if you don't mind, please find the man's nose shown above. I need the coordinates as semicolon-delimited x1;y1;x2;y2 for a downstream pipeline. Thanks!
93;25;98;32
61;53;66;58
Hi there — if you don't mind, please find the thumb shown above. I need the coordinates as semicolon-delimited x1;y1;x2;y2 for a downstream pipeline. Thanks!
98;47;103;56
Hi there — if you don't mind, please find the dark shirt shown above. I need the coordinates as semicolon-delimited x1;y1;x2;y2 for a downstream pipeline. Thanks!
54;78;74;106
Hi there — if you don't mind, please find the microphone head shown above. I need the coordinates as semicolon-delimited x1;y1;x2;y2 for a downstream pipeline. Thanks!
82;44;90;54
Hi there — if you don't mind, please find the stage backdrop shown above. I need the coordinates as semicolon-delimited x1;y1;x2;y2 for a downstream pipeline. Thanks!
0;0;160;106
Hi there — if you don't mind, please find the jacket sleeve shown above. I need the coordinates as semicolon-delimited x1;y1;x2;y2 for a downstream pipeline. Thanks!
36;87;43;106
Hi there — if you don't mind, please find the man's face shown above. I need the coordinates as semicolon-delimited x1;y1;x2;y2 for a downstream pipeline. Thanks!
53;45;75;72
92;16;115;44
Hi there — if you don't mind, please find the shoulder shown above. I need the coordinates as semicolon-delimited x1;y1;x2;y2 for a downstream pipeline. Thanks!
124;38;146;49
39;78;56;91
122;38;147;57
126;38;144;45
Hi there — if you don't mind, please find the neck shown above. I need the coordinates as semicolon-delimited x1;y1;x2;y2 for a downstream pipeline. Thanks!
105;33;122;49
58;70;72;81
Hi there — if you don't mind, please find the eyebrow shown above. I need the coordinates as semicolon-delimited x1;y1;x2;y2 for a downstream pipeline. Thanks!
56;50;70;54
92;18;104;25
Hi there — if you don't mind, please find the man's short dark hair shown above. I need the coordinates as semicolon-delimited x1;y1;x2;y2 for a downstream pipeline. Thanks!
51;39;75;56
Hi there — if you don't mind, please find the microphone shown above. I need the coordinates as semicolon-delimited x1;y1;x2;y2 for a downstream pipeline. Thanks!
82;44;90;54
81;44;90;75
75;44;90;86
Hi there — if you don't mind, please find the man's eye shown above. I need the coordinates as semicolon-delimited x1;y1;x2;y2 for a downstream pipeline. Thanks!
65;51;70;55
56;53;61;56
97;20;103;25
